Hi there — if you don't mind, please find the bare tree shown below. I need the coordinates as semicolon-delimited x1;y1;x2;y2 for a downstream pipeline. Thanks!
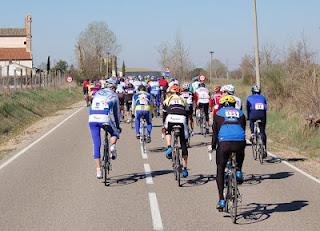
157;34;193;82
75;21;120;78
208;59;227;79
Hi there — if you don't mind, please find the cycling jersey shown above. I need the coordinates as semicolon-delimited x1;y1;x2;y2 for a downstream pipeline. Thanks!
210;93;222;115
246;94;267;120
213;107;246;143
132;91;153;113
190;81;200;93
149;80;160;95
195;87;210;104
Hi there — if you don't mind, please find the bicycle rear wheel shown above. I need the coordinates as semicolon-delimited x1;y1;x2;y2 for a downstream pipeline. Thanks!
230;171;238;223
103;131;110;186
251;135;258;160
257;135;264;164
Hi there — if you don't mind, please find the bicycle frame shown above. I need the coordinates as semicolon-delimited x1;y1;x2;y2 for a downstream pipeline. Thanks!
252;120;265;164
224;152;240;223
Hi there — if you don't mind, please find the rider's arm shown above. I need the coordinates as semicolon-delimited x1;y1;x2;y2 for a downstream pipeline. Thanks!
113;97;121;129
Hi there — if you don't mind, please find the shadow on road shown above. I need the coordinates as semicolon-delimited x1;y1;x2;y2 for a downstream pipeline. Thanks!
105;169;173;187
242;171;294;186
236;200;309;225
181;174;215;187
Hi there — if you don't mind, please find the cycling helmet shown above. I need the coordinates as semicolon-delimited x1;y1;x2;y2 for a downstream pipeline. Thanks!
182;82;190;90
169;85;180;93
105;79;117;90
251;85;261;94
150;76;155;81
127;83;134;88
214;86;221;93
138;85;147;92
219;95;236;106
221;84;235;95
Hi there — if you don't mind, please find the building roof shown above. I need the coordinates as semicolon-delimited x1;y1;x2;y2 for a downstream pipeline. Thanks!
0;48;32;60
126;68;159;72
0;28;26;37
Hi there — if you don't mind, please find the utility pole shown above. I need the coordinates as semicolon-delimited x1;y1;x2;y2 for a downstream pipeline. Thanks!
253;0;261;87
209;51;214;84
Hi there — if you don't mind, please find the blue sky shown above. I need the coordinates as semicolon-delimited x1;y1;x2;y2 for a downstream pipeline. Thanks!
1;0;319;70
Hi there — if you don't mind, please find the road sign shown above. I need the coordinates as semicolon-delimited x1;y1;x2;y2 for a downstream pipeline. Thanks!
199;75;206;82
66;76;73;83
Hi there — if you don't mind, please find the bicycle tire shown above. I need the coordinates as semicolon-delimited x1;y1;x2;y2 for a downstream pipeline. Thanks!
224;173;232;213
103;130;110;186
251;135;258;160
257;135;264;164
230;170;238;223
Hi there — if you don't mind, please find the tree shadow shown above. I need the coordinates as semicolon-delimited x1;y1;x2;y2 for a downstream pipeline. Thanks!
104;169;173;187
181;174;215;187
236;200;309;225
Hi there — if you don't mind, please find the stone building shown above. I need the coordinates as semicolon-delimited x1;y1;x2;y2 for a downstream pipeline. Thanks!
0;15;33;76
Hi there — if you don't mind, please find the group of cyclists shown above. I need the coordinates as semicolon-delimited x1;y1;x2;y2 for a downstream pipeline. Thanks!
85;73;268;211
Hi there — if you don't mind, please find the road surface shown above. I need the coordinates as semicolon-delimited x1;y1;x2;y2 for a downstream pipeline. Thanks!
0;105;319;231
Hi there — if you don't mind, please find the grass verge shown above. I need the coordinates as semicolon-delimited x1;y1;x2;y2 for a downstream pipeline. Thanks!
0;87;83;144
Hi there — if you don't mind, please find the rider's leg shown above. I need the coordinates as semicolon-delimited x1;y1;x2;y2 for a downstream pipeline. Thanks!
135;111;142;136
156;93;161;112
145;111;153;136
89;122;102;169
260;118;267;148
181;123;189;168
216;142;229;201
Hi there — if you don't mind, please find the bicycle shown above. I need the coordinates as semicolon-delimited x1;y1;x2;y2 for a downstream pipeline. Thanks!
251;120;266;164
140;116;147;153
101;124;112;186
129;107;134;129
224;152;241;224
172;125;183;187
197;107;207;137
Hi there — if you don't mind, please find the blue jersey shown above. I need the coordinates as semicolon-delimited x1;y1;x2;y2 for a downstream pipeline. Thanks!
149;80;160;95
215;107;246;142
246;94;267;120
88;88;120;128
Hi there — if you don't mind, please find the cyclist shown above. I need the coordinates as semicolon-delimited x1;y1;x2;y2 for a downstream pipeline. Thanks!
148;76;161;116
83;79;90;106
116;83;126;120
133;76;143;92
163;85;189;177
124;83;135;123
210;86;222;116
159;74;169;101
88;79;121;179
181;82;194;135
190;76;200;94
246;85;268;157
220;84;242;110
132;85;153;143
211;95;246;210
194;82;211;133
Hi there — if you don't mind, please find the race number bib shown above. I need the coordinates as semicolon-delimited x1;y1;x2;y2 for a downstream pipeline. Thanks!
225;110;240;118
255;103;265;110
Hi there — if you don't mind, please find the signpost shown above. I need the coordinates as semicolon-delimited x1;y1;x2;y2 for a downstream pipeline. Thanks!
66;76;73;93
199;75;206;82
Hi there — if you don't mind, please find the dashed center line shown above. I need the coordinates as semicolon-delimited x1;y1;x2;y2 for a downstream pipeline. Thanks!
140;144;148;159
144;163;154;184
148;192;164;231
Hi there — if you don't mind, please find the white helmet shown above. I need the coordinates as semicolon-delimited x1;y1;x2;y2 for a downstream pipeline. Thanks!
182;82;190;90
221;84;235;95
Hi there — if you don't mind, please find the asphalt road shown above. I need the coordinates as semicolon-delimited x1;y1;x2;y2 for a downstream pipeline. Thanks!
0;105;319;231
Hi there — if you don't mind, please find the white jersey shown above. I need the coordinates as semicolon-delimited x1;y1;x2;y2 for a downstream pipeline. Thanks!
233;95;242;110
89;88;120;127
180;91;193;105
133;80;142;91
196;87;210;104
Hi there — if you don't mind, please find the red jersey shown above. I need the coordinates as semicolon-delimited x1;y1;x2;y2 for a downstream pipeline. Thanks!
159;79;168;87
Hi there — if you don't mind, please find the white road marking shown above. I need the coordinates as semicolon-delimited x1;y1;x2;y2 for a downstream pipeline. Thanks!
208;152;213;161
140;145;148;159
144;163;153;184
148;192;164;231
246;139;320;184
0;107;83;171
267;151;320;184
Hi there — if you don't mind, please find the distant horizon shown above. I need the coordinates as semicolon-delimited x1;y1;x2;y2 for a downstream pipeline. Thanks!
1;0;319;71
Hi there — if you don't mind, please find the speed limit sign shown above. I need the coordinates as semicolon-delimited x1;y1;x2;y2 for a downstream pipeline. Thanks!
66;76;73;83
